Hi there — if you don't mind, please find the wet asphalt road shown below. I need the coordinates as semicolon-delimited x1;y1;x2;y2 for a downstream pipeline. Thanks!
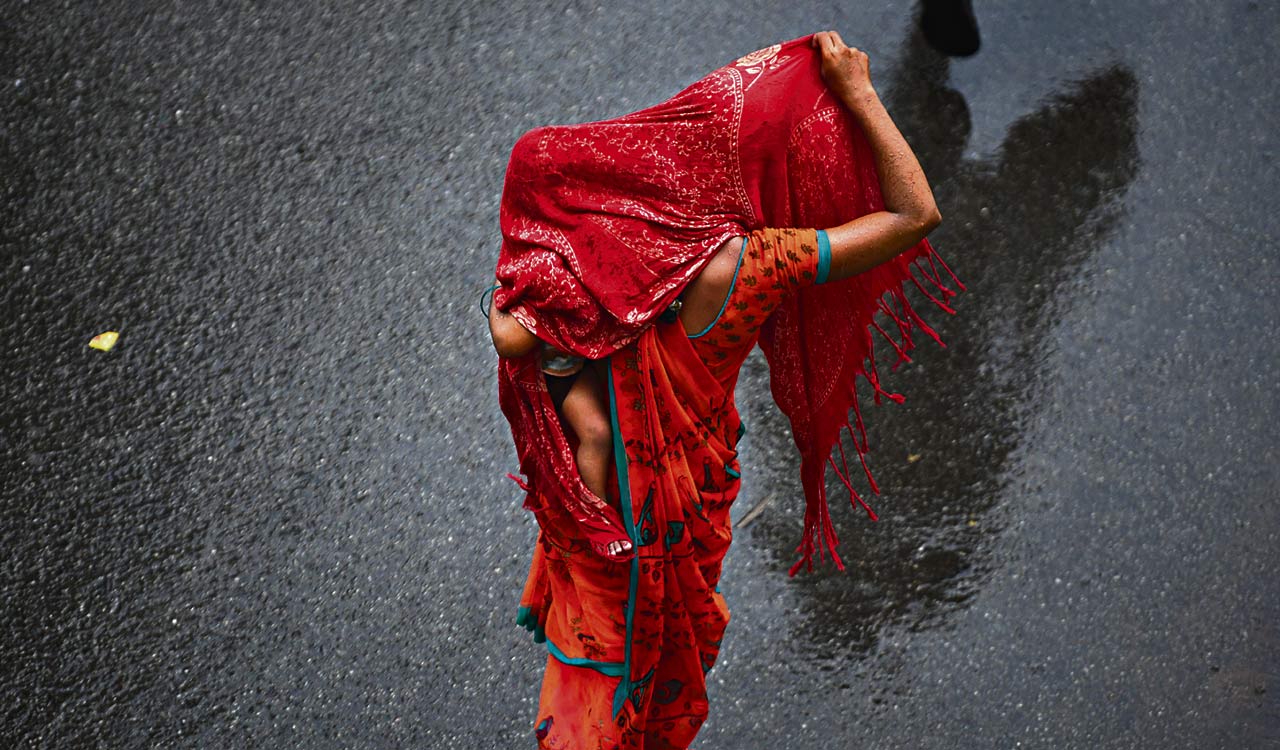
3;1;1278;748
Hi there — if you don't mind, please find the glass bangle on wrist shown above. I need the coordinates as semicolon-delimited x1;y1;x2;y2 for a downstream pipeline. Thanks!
479;283;501;318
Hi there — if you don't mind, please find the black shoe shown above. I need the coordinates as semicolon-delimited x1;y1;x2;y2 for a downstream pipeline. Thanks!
920;0;981;57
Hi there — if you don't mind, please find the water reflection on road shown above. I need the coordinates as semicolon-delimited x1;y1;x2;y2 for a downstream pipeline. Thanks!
741;26;1141;665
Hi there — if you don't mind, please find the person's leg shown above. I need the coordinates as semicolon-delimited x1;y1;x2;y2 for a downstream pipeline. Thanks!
559;362;612;502
547;365;631;558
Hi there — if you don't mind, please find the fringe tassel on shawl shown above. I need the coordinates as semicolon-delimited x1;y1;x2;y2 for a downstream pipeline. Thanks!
788;246;962;576
507;472;532;493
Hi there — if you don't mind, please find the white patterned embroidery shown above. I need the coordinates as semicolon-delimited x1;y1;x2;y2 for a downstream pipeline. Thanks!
724;67;755;226
735;43;781;69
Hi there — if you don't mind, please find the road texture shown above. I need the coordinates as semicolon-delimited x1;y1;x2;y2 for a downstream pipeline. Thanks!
2;1;1277;748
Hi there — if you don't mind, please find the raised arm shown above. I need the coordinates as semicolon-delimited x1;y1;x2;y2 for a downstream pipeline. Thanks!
812;31;942;283
488;281;541;358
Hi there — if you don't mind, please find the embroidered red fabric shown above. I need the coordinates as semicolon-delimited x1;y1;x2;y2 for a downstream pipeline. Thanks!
494;34;962;574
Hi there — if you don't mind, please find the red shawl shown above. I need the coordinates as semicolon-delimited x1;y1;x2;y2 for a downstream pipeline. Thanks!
494;34;962;574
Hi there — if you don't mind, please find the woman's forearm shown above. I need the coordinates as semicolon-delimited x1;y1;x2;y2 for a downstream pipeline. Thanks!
819;89;942;281
810;32;942;282
839;87;940;228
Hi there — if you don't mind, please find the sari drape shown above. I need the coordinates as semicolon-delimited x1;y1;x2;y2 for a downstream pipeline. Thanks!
494;34;962;748
515;228;826;748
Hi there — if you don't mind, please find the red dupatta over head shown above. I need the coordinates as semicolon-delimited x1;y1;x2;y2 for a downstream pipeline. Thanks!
494;34;963;574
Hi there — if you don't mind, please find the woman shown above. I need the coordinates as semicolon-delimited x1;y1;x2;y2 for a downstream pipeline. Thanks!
490;31;957;749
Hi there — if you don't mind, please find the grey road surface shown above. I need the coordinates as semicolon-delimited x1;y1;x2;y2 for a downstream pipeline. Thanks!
3;1;1277;748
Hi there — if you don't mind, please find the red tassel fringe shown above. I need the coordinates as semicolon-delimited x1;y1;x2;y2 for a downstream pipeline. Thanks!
788;245;961;576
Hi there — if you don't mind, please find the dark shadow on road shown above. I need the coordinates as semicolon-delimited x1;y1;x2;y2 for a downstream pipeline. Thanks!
742;21;1141;663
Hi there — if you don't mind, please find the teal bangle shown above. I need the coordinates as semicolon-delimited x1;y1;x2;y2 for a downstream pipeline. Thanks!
479;283;501;318
815;230;832;285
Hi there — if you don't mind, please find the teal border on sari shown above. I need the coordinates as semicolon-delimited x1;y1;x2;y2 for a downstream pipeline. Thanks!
546;639;626;677
816;229;832;284
517;607;628;676
515;605;547;644
606;356;641;719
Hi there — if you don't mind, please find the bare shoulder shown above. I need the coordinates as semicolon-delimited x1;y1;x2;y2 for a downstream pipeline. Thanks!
678;236;744;334
704;236;746;284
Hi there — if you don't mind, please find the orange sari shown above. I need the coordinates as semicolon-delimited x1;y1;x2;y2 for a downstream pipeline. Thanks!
515;229;825;748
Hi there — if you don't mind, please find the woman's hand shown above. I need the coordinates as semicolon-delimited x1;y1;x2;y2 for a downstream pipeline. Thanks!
812;30;874;104
809;32;942;282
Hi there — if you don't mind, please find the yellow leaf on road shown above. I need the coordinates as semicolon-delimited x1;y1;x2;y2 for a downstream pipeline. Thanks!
89;331;119;351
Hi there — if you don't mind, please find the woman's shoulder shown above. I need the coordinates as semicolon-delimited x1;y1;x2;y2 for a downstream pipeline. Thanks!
678;236;747;335
699;236;747;288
